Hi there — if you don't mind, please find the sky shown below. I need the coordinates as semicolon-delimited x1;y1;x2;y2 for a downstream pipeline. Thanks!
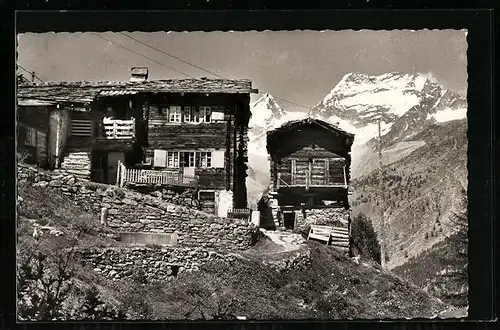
17;30;467;112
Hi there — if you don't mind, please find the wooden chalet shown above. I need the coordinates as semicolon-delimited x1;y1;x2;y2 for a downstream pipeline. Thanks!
17;67;258;216
264;118;355;230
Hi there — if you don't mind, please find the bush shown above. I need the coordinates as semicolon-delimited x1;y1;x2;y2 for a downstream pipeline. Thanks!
350;213;382;264
17;249;75;320
80;286;125;320
249;225;264;245
131;268;148;284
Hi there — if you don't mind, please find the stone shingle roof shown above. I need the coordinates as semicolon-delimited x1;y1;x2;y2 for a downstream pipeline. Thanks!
267;117;355;141
17;78;257;104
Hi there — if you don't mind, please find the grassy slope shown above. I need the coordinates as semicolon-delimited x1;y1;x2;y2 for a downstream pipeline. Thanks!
392;232;468;308
17;180;446;320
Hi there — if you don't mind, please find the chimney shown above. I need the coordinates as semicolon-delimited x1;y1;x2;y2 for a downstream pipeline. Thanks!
130;67;148;82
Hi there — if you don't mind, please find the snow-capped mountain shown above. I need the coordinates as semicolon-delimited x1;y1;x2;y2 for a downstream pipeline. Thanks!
249;93;286;133
248;93;307;156
246;93;307;207
309;72;467;148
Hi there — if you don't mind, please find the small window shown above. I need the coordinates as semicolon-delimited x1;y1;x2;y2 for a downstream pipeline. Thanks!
169;106;182;123
25;127;37;147
182;151;196;168
192;107;201;123
183;106;192;123
199;151;212;168
167;151;180;168
200;106;212;123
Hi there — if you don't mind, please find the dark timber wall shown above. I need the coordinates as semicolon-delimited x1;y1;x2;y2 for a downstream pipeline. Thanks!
267;120;353;208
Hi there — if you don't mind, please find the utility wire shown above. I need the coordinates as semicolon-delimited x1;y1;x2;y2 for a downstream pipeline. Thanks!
118;32;315;112
118;32;226;79
17;64;45;83
273;96;314;111
89;32;192;78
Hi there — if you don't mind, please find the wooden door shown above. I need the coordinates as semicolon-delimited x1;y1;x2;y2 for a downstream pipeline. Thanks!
199;191;216;214
107;152;125;184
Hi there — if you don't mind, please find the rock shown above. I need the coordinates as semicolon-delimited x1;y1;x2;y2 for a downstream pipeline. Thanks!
49;180;62;187
123;198;138;206
67;177;76;185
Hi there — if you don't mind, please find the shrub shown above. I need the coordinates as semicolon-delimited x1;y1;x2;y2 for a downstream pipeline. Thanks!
131;268;148;284
80;285;125;320
350;213;382;264
249;225;263;245
17;249;75;320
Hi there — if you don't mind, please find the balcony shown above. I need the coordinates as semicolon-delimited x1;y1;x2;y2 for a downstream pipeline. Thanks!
276;166;348;190
101;117;135;139
116;161;198;188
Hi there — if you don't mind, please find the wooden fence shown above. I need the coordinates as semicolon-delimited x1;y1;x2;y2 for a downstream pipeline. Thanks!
116;161;197;187
227;208;252;221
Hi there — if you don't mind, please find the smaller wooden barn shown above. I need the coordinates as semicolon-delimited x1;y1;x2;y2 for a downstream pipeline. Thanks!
263;118;354;232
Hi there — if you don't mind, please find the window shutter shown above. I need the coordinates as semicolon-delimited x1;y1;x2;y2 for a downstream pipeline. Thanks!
212;111;224;121
212;150;225;168
153;149;167;167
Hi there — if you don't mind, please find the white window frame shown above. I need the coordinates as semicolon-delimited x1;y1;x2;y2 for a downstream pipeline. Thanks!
199;151;212;168
199;106;212;123
187;151;196;168
183;106;192;123
167;151;180;168
168;106;182;123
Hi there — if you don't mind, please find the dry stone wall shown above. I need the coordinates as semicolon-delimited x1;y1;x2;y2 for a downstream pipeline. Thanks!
295;207;351;232
18;163;256;251
123;182;199;209
72;246;245;283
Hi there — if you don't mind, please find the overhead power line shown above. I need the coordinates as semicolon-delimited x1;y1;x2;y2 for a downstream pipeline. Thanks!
118;32;225;79
17;64;44;83
89;32;191;78
273;96;314;112
96;32;316;112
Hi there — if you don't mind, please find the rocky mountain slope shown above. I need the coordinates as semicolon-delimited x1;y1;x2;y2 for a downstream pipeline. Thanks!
351;119;467;269
309;72;467;178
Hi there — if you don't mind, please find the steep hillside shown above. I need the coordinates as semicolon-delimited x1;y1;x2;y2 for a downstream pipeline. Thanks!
351;119;468;269
17;178;447;320
392;230;468;309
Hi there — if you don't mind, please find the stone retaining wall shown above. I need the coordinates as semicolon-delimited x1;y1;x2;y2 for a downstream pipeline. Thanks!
295;207;351;232
72;246;244;283
18;164;257;251
123;182;199;209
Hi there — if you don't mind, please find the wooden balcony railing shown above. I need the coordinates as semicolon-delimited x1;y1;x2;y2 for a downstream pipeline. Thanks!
227;208;252;221
102;117;135;139
277;166;348;190
116;161;197;187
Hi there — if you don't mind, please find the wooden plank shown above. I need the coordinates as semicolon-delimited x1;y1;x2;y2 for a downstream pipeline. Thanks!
308;233;330;242
330;241;349;248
